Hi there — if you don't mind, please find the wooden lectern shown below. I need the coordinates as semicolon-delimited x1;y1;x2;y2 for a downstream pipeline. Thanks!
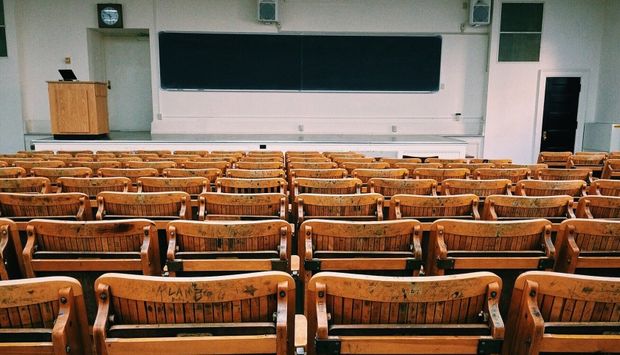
47;81;109;137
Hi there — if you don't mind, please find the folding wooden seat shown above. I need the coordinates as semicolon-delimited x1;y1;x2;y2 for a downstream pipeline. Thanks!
96;192;192;221
378;157;422;166
567;153;606;175
0;177;50;193
538;168;593;183
99;167;159;184
470;158;513;165
77;152;117;159
352;168;408;184
296;193;384;224
289;168;347;180
286;151;323;157
216;177;287;194
209;150;245;157
31;167;92;185
325;151;365;158
332;157;376;165
299;220;423;286
235;161;284;170
293;178;361;197
445;162;494;173
193;156;238;163
474;168;530;184
537;151;572;167
515;179;587;197
163;167;222;181
369;178;437;198
589;178;620;196
427;219;554;276
145;156;193;165
119;153;159;160
126;160;176;174
414;168;470;184
166;220;292;276
199;192;287;220
58;150;94;156
483;195;575;222
23;220;160;277
0;218;23;279
226;168;285;179
94;271;295;355
70;160;122;174
288;161;337;170
246;150;283;156
99;156;142;165
161;154;201;160
135;149;172;156
0;276;91;354
425;158;469;164
0;192;92;221
389;194;480;221
53;156;94;166
442;178;512;198
306;271;504;355
183;160;231;172
173;150;209;156
14;160;65;175
38;153;73;160
340;162;389;175
138;176;210;196
0;156;43;166
575;195;620;219
287;157;331;164
497;163;549;177
0;153;29;158
601;158;620;179
18;150;54;156
57;177;131;198
394;162;442;176
239;156;284;163
554;219;620;274
503;271;620;355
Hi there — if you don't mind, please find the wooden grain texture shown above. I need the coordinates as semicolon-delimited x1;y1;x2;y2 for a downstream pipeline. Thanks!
475;168;530;184
515;179;586;197
199;192;287;221
575;195;620;219
138;177;210;195
414;168;469;184
482;195;574;221
443;179;512;197
0;218;23;279
0;192;91;221
31;167;92;184
99;168;158;184
352;168;408;184
369;178;438;198
538;168;593;183
217;178;287;194
0;177;51;193
389;194;480;221
589;179;620;196
226;169;285;179
56;177;130;198
96;192;192;220
0;167;26;178
296;193;383;225
601;159;620;179
537;152;572;167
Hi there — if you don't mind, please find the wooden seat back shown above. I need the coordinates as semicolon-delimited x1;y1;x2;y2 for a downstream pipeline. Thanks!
390;194;480;221
0;167;26;178
182;160;231;172
340;162;389;175
216;177;287;194
483;195;575;222
471;158;513;165
289;168;347;180
99;167;159;183
394;162;442;176
575;195;620;219
77;152;117;159
0;276;91;354
53;156;94;166
538;168;592;183
498;163;548;177
239;156;284;163
425;158;469;164
226;168;285;179
126;160;176;174
0;218;22;279
135;150;172;156
172;150;209;156
14;160;65;174
369;178;438;197
332;157;375;166
119;153;159;160
163;167;222;180
474;168;530;184
31;167;92;184
601;158;620;179
166;220;292;275
138;177;210;195
0;157;43;166
589;179;620;196
378;157;422;166
287;157;331;164
296;193;383;224
288;161;337;170
427;219;554;276
70;160;122;174
293;178;361;198
0;177;51;193
306;271;504;355
145;156;193;165
195;156;238;163
554;219;620;273
57;177;130;198
537;151;572;167
99;157;142;166
96;192;192;220
445;162;495;173
568;153;606;171
236;161;284;170
504;271;620;355
58;150;94;156
443;179;512;197
515;179;587;197
414;168;470;183
0;192;91;221
199;192;287;220
352;168;408;183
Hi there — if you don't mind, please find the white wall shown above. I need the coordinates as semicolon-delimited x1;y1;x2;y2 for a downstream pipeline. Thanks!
484;0;605;163
0;0;25;151
595;0;620;124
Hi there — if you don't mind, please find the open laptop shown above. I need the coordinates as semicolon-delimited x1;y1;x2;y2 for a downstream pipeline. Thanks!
58;69;78;81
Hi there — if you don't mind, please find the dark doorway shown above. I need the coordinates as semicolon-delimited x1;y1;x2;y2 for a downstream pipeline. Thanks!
540;77;581;152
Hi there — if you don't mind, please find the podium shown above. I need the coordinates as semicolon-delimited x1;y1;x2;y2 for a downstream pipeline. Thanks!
47;81;109;137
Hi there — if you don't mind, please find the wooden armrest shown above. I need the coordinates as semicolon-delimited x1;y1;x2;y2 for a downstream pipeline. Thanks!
315;282;328;339
276;281;289;355
96;196;105;220
22;225;37;277
279;226;288;261
542;225;555;259
198;196;206;221
376;197;384;221
93;284;111;355
485;281;504;339
412;225;423;261
52;287;74;354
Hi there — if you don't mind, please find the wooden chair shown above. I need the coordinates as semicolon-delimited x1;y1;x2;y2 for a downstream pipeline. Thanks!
287;158;331;165
126;160;176;174
14;160;65;175
93;271;295;355
537;151;572;167
99;157;142;166
119;153;159;160
443;179;512;198
209;150;245;158
474;168;530;184
289;168;347;180
306;271;504;355
470;158;513;165
389;194;480;221
58;150;94;156
352;168;408;184
0;218;23;279
293;178;361;199
194;156;237;163
57;177;131;198
163;167;222;180
96;192;192;220
0;192;92;221
601;158;620;179
0;167;26;178
135;149;172;156
239;156;284;163
503;271;620;355
340;162;389;175
568;153;606;175
554;219;620;273
173;150;209;156
609;151;620;159
394;162;442;176
70;160;122;174
31;167;92;184
299;220;423;287
445;162;495;173
378;157;422;166
236;161;284;170
145;156;193;165
369;178;437;198
0;177;51;193
288;161;337;170
414;168;470;184
515;179;587;197
23;219;160;277
425;158;469;164
589;179;620;196
333;158;376;166
216;177;287;194
483;195;575;222
0;276;91;354
53;156;94;166
226;168;285;179
247;150;283;157
137;176;210;196
538;168;593;183
77;152;117;159
199;192;287;221
166;220;292;276
296;193;384;224
575;195;620;219
0;156;43;166
427;219;554;276
99;167;159;184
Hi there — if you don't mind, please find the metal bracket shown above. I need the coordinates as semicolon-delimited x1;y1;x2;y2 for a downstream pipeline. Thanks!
315;338;341;355
436;258;455;269
304;259;321;271
166;260;183;272
271;260;288;272
538;258;555;270
405;258;423;270
477;339;503;354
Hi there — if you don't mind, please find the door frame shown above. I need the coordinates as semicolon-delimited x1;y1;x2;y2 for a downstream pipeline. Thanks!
532;69;589;161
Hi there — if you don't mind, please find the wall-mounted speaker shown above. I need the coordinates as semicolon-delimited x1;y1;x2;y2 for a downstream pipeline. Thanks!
258;0;278;23
469;0;491;26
